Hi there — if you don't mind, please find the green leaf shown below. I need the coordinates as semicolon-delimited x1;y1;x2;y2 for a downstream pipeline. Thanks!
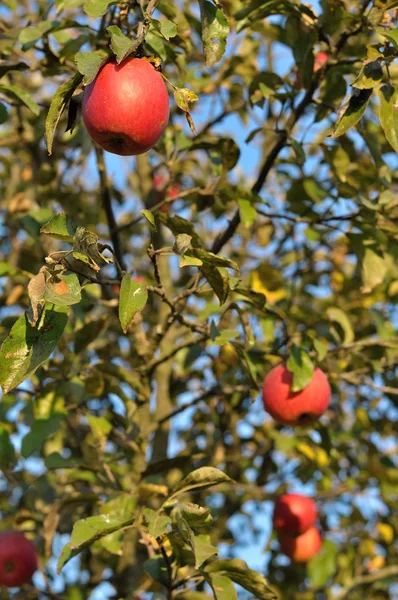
205;559;277;600
56;0;85;11
21;415;63;458
119;274;148;333
238;198;256;226
45;73;83;155
107;25;134;64
143;557;169;585
58;513;135;572
74;316;107;353
169;467;233;500
352;61;382;90
0;84;40;115
199;0;230;66
141;209;157;232
0;102;8;124
18;20;55;48
180;503;213;529
87;415;112;441
45;452;80;469
286;344;315;392
249;72;283;107
0;425;16;470
313;338;328;361
326;307;354;344
75;51;106;85
179;593;213;600
180;255;203;267
378;84;398;153
144;508;172;539
193;534;218;568
40;214;77;241
379;26;398;50
187;249;239;271
208;574;237;600
150;17;178;41
308;540;337;587
201;265;229;305
291;139;305;164
361;247;388;293
0;305;69;394
84;0;112;18
332;88;372;137
159;18;178;40
43;273;82;306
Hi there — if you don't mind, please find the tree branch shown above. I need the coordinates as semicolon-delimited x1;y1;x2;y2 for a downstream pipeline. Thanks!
334;565;398;600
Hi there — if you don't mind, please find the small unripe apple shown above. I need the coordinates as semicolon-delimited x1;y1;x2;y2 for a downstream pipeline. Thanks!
273;493;317;535
82;58;169;156
278;526;322;562
262;363;331;426
0;531;38;587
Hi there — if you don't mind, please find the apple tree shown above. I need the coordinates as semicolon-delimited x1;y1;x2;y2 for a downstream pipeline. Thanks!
0;0;397;598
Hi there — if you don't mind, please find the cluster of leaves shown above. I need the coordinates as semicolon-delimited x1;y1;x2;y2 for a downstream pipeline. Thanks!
0;0;398;599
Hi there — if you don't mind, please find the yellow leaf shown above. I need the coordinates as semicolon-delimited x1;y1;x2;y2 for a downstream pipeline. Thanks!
377;523;394;544
297;442;316;461
251;270;286;306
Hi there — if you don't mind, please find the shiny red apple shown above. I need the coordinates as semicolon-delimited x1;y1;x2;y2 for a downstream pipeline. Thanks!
273;493;317;535
0;531;38;587
262;363;331;426
278;526;322;562
82;58;169;156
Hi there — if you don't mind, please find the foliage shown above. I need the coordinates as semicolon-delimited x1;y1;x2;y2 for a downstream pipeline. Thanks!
0;0;398;599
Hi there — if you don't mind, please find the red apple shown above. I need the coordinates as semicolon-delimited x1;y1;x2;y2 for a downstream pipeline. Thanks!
0;531;38;587
262;363;331;426
314;51;328;72
278;526;322;562
82;58;169;156
273;493;317;535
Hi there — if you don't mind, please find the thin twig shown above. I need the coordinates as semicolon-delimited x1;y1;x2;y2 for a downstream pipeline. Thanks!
95;147;126;272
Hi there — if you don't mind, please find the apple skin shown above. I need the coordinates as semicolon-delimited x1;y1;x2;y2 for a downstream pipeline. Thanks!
262;363;331;426
82;58;169;156
273;493;317;535
0;531;38;587
278;526;322;563
314;51;328;72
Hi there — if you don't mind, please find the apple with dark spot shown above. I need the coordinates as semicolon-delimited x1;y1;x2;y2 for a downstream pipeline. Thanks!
0;531;38;587
82;58;169;156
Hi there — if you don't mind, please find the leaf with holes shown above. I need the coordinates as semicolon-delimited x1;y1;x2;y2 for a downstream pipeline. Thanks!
199;0;230;66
